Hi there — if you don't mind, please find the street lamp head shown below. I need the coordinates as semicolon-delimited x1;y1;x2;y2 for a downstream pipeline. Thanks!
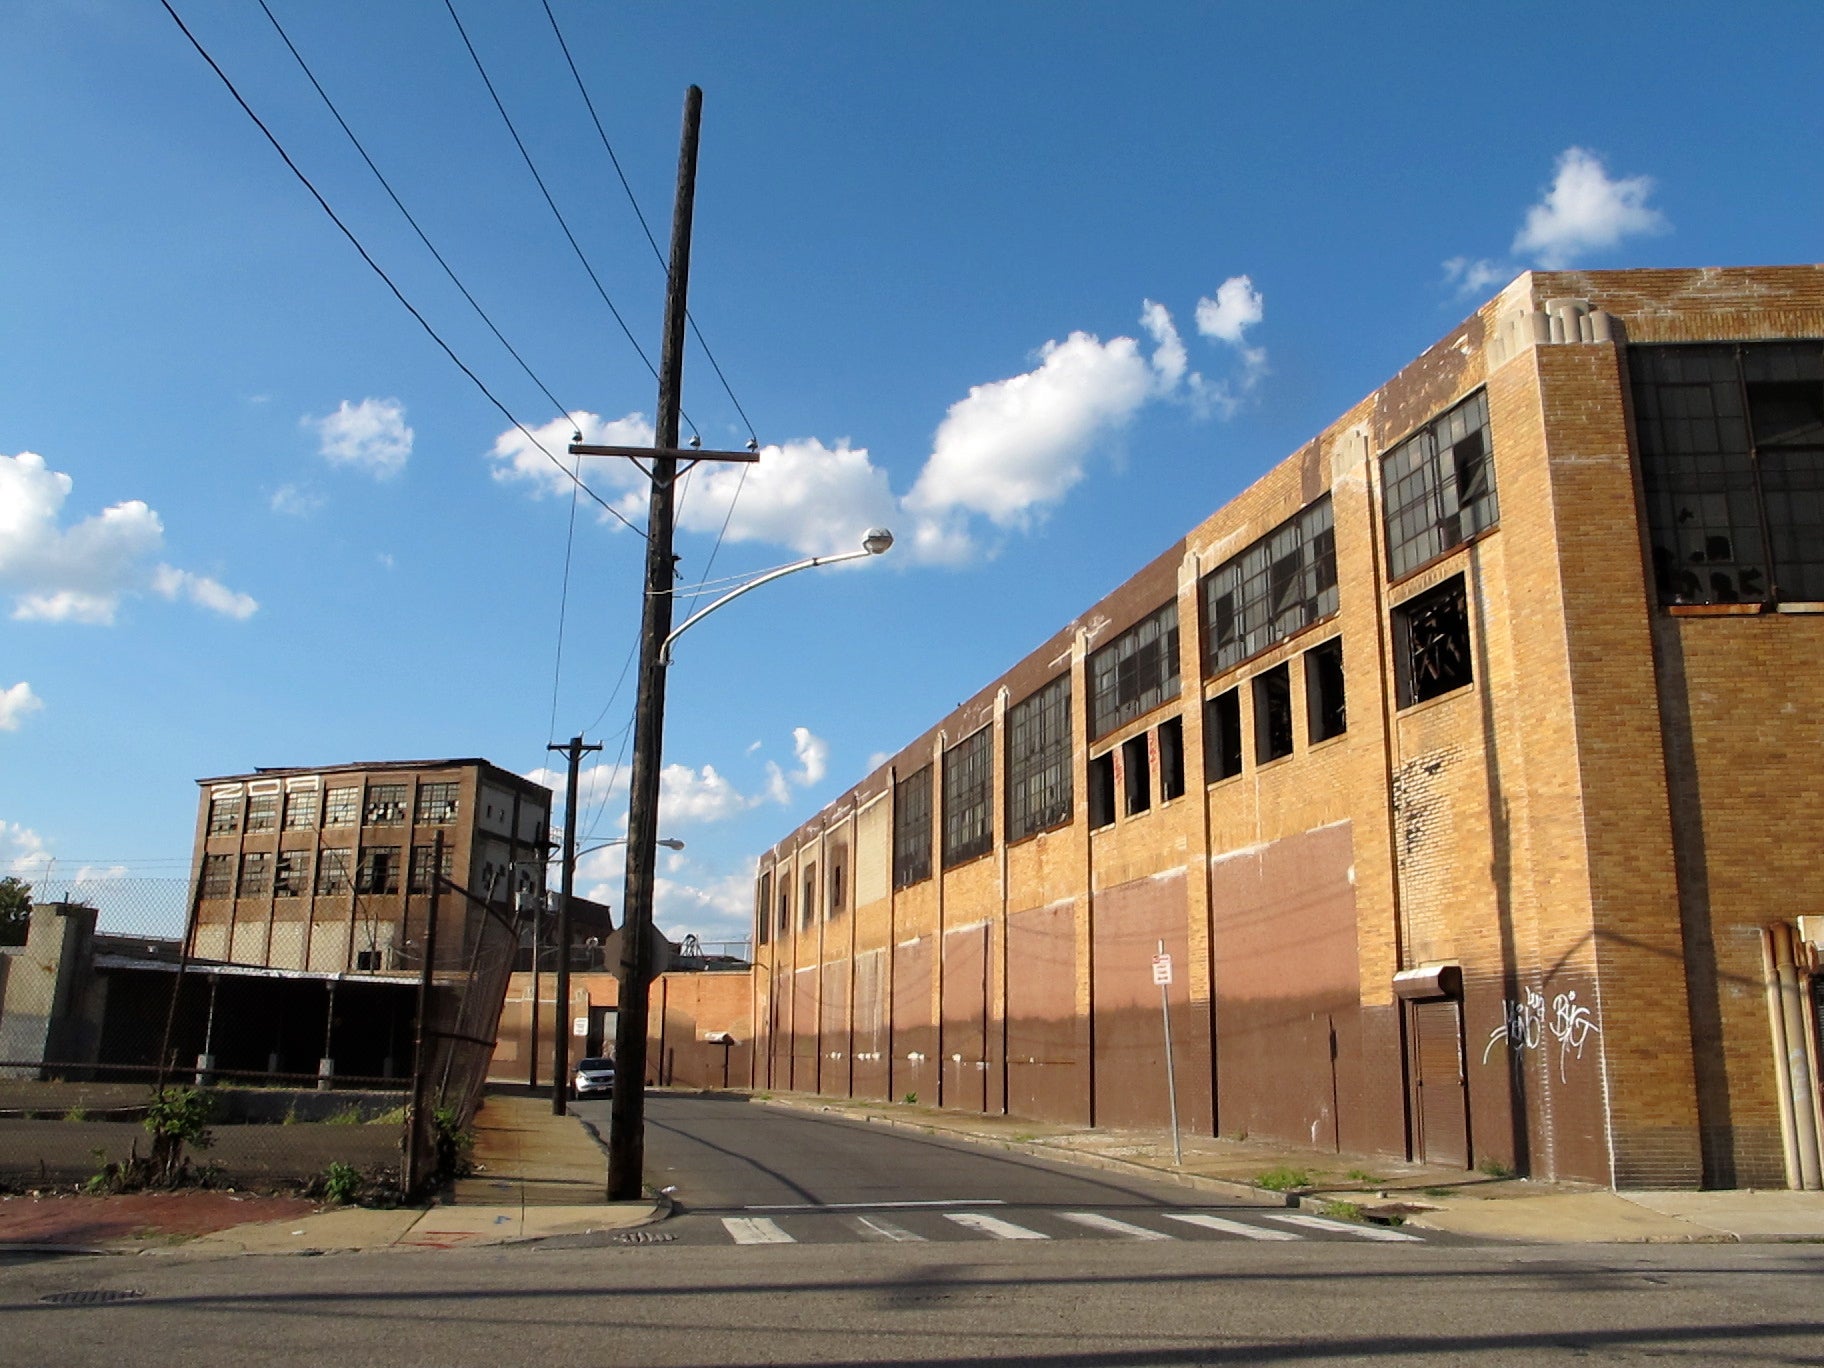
862;527;894;556
657;838;686;851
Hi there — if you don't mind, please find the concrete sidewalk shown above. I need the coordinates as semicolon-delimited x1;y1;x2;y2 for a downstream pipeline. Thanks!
750;1090;1824;1244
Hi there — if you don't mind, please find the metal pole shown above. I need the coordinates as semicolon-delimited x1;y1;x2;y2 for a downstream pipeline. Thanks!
608;85;701;1202
405;830;444;1197
1159;939;1182;1167
551;734;600;1115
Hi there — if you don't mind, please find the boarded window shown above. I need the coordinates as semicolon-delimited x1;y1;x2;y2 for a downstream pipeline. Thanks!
942;729;994;868
1088;601;1180;740
1202;496;1338;674
893;766;933;889
1382;391;1499;580
1006;674;1072;841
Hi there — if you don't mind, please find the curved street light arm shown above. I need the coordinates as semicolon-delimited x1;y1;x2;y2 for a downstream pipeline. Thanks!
659;537;888;665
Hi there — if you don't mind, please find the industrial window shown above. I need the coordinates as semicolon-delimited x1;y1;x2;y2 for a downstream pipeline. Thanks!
1395;575;1473;706
357;846;401;895
201;852;234;899
408;844;452;895
893;766;933;889
778;881;791;937
1088;601;1180;740
316;849;352;896
1203;496;1339;673
828;855;846;919
1253;662;1294;763
1630;341;1824;605
274;852;309;898
363;784;408;825
324;787;359;827
283;789;319;830
1204;688;1243;781
245;792;278;833
1305;637;1347;743
801;863;817;930
756;871;773;945
238;851;272;898
207;794;241;835
415;782;460;825
1383;390;1499;581
1006;674;1072;842
943;728;994;868
1121;734;1152;815
1157;715;1186;801
1087;752;1116;829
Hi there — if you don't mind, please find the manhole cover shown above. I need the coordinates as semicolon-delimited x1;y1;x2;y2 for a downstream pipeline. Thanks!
40;1289;145;1307
614;1230;676;1244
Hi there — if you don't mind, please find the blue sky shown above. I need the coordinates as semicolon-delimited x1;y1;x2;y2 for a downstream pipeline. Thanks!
3;2;1821;946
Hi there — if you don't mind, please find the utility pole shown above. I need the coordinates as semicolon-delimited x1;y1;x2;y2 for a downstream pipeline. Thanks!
548;733;600;1115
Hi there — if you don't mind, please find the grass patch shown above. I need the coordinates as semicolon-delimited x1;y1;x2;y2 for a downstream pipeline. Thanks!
1345;1168;1379;1183
1477;1157;1516;1179
1254;1166;1315;1192
63;1107;89;1123
324;1106;364;1126
1317;1200;1363;1222
368;1106;406;1126
1421;1186;1459;1198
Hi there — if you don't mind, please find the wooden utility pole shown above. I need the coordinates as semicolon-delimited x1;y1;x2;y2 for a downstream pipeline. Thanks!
549;733;601;1115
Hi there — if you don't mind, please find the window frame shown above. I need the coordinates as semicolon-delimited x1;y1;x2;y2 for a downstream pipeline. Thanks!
1382;390;1500;582
1204;687;1243;782
1202;496;1338;675
942;728;994;869
892;766;933;890
1304;637;1347;743
1395;575;1475;707
1088;601;1180;741
1253;662;1295;764
1006;674;1073;842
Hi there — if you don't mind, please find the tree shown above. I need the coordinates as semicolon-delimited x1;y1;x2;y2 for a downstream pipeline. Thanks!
0;876;30;946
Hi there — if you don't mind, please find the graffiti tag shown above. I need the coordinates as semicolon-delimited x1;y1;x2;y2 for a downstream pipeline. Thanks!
1482;985;1600;1082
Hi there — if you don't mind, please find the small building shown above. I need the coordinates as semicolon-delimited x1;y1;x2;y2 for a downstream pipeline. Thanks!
753;265;1824;1190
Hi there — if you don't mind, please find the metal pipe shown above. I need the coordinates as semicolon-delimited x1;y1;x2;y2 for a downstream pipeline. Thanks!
1772;923;1822;1189
1762;926;1803;1188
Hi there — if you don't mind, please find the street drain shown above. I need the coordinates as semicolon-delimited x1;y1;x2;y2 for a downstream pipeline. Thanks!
614;1230;676;1244
40;1290;145;1307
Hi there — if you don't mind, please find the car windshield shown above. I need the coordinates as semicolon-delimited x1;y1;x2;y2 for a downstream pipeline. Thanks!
577;1058;614;1071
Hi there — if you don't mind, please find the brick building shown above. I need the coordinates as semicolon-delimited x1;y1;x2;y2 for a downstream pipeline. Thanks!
754;265;1824;1190
188;759;552;975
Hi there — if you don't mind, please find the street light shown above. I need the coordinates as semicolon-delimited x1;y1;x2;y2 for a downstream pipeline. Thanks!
659;528;894;665
575;836;685;860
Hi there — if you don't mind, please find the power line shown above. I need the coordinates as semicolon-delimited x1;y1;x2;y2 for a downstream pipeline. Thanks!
158;0;643;537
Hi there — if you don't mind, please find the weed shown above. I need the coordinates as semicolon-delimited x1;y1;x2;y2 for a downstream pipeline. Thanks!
325;1106;363;1126
86;1089;217;1193
1232;1130;1248;1142
1254;1167;1315;1192
282;1102;301;1126
368;1106;406;1126
1421;1186;1459;1198
1346;1168;1378;1183
1477;1157;1516;1179
323;1162;361;1204
903;1092;918;1106
63;1107;89;1123
1318;1200;1363;1222
431;1105;475;1180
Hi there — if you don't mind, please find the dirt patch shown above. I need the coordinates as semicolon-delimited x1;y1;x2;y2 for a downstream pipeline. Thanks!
0;1191;319;1247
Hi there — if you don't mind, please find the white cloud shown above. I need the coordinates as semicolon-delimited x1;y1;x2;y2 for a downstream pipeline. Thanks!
677;438;898;557
0;820;52;877
1512;147;1668;269
311;397;413;478
790;727;828;786
1443;256;1510;297
653;870;757;947
270;482;325;517
659;762;756;825
0;451;254;624
490;410;655;522
151;565;258;620
1195;276;1265;344
0;682;43;732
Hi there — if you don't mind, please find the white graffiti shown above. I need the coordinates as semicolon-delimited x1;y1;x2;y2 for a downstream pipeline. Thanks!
1482;985;1600;1082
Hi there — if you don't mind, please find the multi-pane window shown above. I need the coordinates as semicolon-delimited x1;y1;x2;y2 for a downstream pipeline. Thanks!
1006;674;1073;842
1396;576;1473;707
1630;341;1824;605
245;792;279;833
1383;390;1499;581
283;789;319;830
415;782;460;824
316;848;353;896
408;844;453;895
207;794;241;835
1204;688;1243;781
274;852;309;898
324;787;359;827
1203;496;1339;673
357;846;401;895
892;766;933;889
942;729;994;868
1305;637;1347;743
364;784;407;826
201;852;234;899
1088;602;1180;740
239;851;272;898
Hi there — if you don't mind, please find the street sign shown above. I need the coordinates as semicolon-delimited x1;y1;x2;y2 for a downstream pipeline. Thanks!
1152;953;1173;986
573;1017;588;1037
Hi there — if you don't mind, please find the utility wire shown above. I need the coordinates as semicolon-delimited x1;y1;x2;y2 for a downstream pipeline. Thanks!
547;448;585;746
158;0;642;537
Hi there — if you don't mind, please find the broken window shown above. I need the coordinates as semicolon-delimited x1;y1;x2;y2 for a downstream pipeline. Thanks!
1121;733;1152;816
316;848;352;896
415;782;460;824
245;792;278;833
1396;576;1474;706
1006;674;1072;841
201;852;234;899
408;844;452;895
1253;663;1294;763
1630;341;1824;605
238;851;272;898
1305;637;1347;743
1204;688;1243;781
356;846;400;895
274;852;309;898
283;789;319;830
323;786;359;827
1157;715;1186;802
893;766;933;889
1088;601;1180;739
1382;391;1499;581
1202;495;1338;673
1088;751;1116;830
363;784;407;826
942;728;994;867
207;793;241;835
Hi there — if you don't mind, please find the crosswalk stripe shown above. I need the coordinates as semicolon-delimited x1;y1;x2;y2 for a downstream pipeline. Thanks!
722;1217;796;1244
1059;1212;1175;1240
852;1215;927;1242
1160;1212;1303;1241
944;1212;1050;1240
1260;1212;1423;1242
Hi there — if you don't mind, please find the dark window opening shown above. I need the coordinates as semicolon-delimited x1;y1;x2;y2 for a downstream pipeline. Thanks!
354;949;384;972
1305;638;1347;743
778;884;791;937
829;858;846;919
1121;734;1152;815
756;871;773;945
357;846;400;895
1006;674;1072;840
1088;752;1116;830
1088;602;1180;739
1382;390;1499;580
893;767;933;889
943;728;994;867
1396;576;1473;706
801;864;817;930
1254;663;1294;763
1204;688;1243;781
1157;716;1185;801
